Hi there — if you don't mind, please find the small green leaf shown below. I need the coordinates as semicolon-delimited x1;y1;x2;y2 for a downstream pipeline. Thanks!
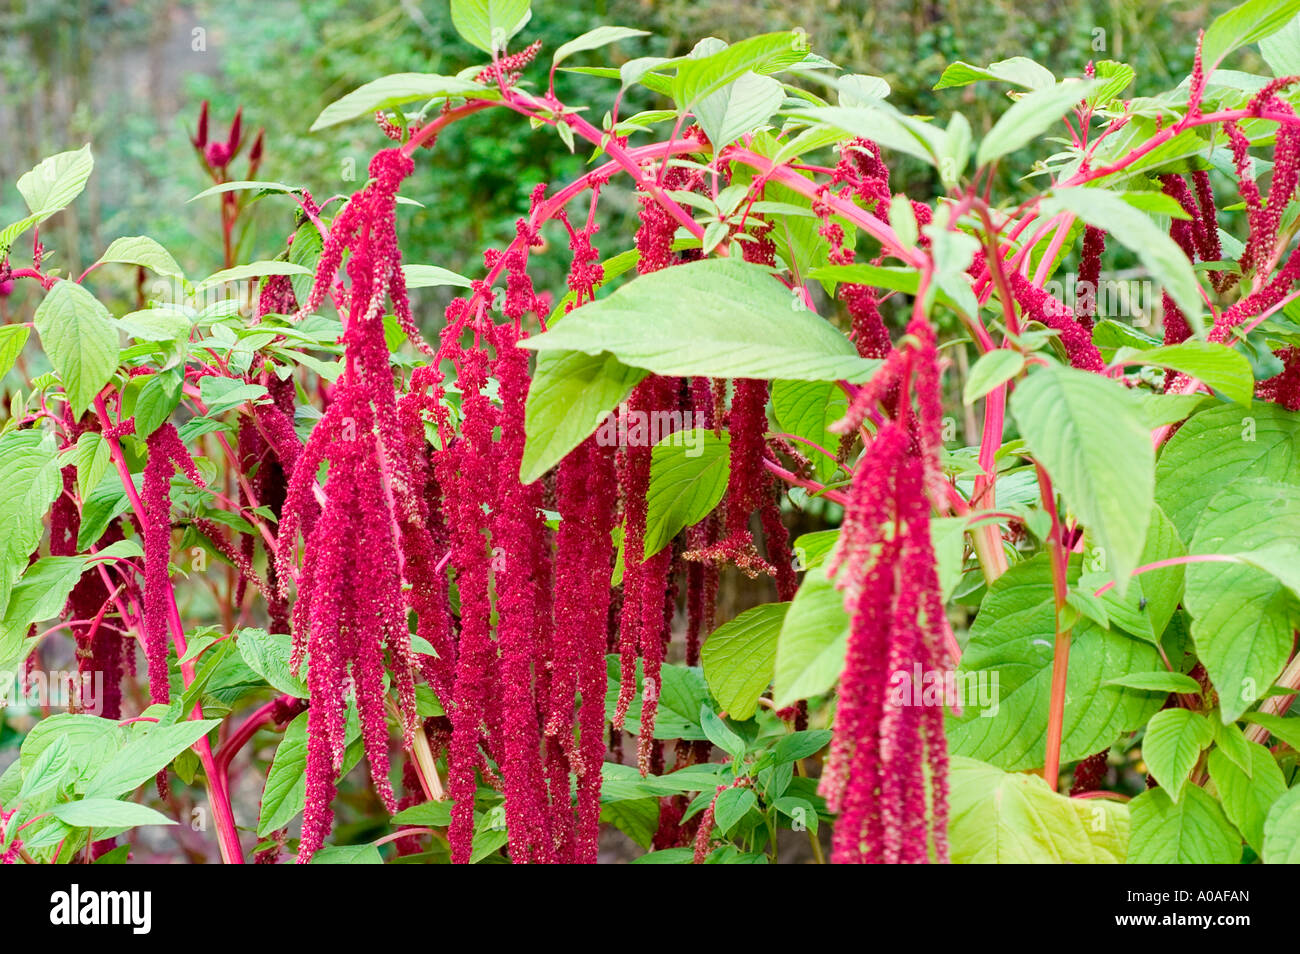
450;0;532;54
699;707;746;759
712;787;758;836
237;627;308;698
17;145;94;222
1207;742;1286;852
1116;341;1254;405
1104;671;1200;694
644;429;730;557
552;26;648;68
50;798;175;829
95;236;185;280
1262;784;1300;863
963;350;1024;405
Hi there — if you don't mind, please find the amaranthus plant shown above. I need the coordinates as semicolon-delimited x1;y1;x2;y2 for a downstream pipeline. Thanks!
4;0;1300;867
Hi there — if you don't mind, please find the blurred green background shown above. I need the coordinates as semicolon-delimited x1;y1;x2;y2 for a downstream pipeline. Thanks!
1;0;1242;311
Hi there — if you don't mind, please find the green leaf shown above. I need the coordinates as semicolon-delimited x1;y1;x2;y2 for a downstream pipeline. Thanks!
194;261;311;295
308;844;384;864
1104;671;1201;694
694;71;784;148
933;57;1055;90
129;369;183;440
18;736;71;802
787;105;943;167
391;800;452;827
1083;504;1185;644
94;236;184;280
599;797;659;848
188;180;301;202
1207;742;1286;853
0;430;61;615
521;259;876;382
84;720;221;798
948;554;1164;771
17;145;94;222
1127;786;1241;863
700;603;789;720
198;375;268;417
771;379;846;482
1141;709;1213;801
50;798;175;829
237;627;308;698
1156;402;1300;542
1042;187;1203;328
1011;364;1154;594
32;281;120;417
450;0;532;54
311;73;492;131
1262;785;1300;863
258;710;363;836
1201;0;1300;66
1261;12;1300;75
948;756;1129;863
401;264;473;289
1212;719;1255;777
963;350;1024;405
73;432;110;502
117;307;192;344
606;659;713;741
0;325;29;381
1185;479;1300;720
644;429;730;557
975;80;1101;167
1242;713;1300;752
772;565;850;708
672;32;802;108
698;707;746;759
0;557;91;664
521;349;647;484
552;26;648;68
712;787;758;836
1116;341;1254;405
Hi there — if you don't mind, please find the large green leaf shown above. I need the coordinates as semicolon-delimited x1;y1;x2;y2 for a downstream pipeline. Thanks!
700;603;789;720
948;756;1129;863
32;281;121;417
1127;786;1241;863
948;555;1164;771
258;710;363;837
1185;479;1300;721
521;259;876;382
1260;11;1300;75
1155;401;1300;542
1263;785;1300;863
1207;742;1286;853
1011;364;1154;594
1043;187;1203;332
0;430;62;615
237;627;308;698
520;349;647;484
1141;709;1213;801
771;565;850;708
672;32;802;108
84;720;221;798
1201;0;1300;66
552;26;649;68
1081;504;1184;644
644;429;730;556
